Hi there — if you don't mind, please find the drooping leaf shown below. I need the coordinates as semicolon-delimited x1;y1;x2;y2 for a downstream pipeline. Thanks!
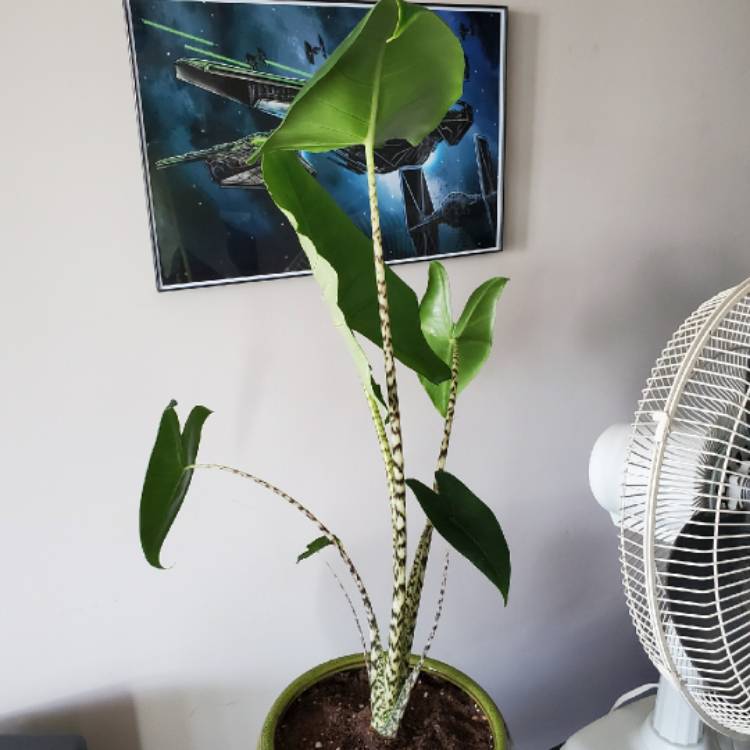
297;536;335;564
262;150;450;385
256;0;464;157
406;471;510;603
418;262;508;415
140;401;212;569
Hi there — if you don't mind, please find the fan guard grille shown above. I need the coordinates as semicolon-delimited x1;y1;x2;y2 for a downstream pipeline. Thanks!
621;278;750;738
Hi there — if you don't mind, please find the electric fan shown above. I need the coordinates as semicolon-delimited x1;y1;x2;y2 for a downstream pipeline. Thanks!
564;278;750;750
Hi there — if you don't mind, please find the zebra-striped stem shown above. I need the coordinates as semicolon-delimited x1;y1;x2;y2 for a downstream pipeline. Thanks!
366;390;397;527
396;343;460;683
189;462;381;653
436;343;460;475
364;138;409;713
363;388;401;683
372;552;451;739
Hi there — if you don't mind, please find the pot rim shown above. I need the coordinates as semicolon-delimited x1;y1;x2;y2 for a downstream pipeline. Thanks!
258;653;507;749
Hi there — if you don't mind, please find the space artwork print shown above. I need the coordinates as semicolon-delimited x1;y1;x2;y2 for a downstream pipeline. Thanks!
125;0;507;289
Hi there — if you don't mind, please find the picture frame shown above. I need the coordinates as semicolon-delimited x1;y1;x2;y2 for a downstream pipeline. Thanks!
124;0;508;290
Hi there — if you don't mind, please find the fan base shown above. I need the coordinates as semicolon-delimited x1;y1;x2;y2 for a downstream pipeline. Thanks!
562;694;726;750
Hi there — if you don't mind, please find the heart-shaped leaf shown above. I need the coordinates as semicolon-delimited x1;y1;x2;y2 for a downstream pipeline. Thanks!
297;536;335;564
418;262;508;415
256;0;464;157
263;150;450;385
140;401;211;569
406;470;510;603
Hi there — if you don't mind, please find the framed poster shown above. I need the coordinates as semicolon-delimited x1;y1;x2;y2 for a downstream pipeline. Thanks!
124;0;507;290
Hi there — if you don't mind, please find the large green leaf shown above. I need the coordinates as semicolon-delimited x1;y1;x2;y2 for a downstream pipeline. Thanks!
140;401;211;569
406;471;510;603
257;0;464;156
254;0;462;386
418;262;508;415
263;150;450;385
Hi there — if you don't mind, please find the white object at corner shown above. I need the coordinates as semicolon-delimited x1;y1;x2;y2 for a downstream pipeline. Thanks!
571;429;720;750
561;425;750;750
563;277;750;750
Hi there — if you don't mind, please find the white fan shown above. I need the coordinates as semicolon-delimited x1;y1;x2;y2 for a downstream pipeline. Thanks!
565;278;750;750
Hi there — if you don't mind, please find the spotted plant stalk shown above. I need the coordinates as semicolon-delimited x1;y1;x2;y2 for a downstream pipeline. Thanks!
398;343;460;683
364;140;410;713
137;0;510;741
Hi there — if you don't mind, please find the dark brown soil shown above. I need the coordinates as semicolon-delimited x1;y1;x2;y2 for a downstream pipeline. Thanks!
274;666;495;750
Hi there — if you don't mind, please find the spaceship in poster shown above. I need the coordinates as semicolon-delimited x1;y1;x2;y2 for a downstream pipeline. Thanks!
125;0;507;289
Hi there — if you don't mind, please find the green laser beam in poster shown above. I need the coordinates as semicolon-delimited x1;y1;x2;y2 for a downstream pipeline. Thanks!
140;17;310;78
260;60;310;78
141;18;216;46
183;44;254;69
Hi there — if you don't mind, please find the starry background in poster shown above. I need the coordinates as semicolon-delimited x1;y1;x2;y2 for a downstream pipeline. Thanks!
127;0;503;287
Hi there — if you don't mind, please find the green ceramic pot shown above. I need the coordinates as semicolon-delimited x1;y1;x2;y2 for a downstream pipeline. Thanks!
257;653;507;749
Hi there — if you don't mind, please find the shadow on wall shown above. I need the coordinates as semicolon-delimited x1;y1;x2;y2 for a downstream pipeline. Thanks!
0;690;143;750
0;683;272;750
583;244;750;394
504;10;540;252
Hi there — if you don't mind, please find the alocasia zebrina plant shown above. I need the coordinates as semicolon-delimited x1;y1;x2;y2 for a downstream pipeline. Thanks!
139;0;510;738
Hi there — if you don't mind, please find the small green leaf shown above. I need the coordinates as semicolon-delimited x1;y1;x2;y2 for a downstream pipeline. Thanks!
370;376;391;425
419;262;453;363
262;150;450;385
418;263;508;415
297;536;335;564
140;401;212;569
418;262;454;414
406;471;510;603
371;376;387;411
454;277;508;392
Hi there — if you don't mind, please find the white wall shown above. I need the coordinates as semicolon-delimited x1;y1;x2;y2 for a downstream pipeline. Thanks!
2;1;749;748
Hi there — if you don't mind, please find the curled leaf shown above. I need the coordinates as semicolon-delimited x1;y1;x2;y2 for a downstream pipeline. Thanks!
140;401;211;569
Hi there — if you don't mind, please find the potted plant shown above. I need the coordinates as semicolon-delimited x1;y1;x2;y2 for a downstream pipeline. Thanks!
138;0;511;746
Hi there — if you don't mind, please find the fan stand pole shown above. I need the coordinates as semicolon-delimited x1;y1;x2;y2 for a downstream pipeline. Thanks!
563;676;719;750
